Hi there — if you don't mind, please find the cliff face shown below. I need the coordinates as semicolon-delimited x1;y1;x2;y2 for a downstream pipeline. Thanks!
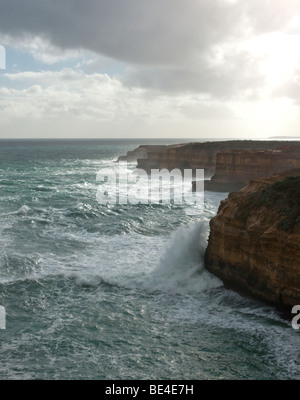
136;143;217;177
133;141;295;178
208;145;300;191
205;170;300;312
118;140;299;179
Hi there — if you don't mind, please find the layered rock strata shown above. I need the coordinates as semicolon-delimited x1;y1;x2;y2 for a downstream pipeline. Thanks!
206;144;300;191
118;141;299;180
205;169;300;312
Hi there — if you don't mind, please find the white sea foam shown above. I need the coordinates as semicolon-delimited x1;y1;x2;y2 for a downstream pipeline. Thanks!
144;221;222;294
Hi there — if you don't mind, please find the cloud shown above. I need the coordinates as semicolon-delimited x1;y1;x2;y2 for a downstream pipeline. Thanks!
1;68;234;120
0;67;245;139
1;0;300;140
0;0;244;64
1;69;123;120
1;0;299;97
1;67;300;140
7;36;84;65
1;0;298;62
273;67;300;104
124;47;265;97
243;0;300;33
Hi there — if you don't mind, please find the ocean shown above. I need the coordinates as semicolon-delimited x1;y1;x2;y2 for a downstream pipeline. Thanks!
0;139;299;380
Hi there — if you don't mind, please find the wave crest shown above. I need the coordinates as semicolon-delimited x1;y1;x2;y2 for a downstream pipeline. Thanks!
143;221;222;294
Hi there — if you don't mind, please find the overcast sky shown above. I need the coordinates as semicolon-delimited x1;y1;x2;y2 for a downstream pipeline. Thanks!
1;0;300;139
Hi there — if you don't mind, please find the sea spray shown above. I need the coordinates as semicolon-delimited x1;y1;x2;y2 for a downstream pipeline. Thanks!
144;221;222;294
56;222;222;295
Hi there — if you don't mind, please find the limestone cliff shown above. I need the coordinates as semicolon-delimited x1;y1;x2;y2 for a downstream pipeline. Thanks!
136;142;216;177
206;144;300;191
118;140;299;182
205;170;300;312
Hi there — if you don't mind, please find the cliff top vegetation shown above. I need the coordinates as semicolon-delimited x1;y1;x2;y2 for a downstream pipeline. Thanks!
237;173;300;232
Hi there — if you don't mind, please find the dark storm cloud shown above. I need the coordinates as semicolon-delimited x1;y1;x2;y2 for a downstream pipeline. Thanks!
0;0;243;65
0;0;298;96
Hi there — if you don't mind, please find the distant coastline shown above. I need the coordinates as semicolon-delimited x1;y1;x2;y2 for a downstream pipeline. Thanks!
268;136;300;139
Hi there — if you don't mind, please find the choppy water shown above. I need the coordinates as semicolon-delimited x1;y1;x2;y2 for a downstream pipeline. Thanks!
0;139;299;380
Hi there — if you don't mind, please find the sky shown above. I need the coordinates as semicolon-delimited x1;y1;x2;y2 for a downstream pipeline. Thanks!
0;0;300;139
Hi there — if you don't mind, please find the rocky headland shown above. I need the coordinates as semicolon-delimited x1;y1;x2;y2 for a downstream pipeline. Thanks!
117;144;173;162
204;169;300;313
118;140;300;184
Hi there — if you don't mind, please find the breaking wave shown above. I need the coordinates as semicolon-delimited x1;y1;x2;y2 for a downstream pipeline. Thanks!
144;221;222;294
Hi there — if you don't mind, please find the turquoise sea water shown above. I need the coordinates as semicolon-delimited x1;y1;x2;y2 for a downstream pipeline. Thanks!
0;139;299;380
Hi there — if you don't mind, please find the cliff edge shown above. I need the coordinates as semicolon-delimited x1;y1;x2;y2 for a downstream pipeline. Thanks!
204;169;300;313
205;144;300;192
118;141;300;186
